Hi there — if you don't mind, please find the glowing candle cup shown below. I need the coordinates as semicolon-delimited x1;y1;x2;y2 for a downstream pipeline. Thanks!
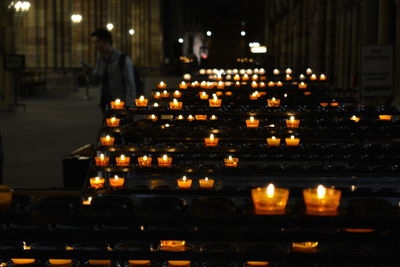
209;95;222;107
138;155;152;167
90;177;105;189
106;117;120;127
285;135;300;147
292;242;318;253
160;241;186;252
224;156;239;167
169;99;183;110
100;135;115;146
168;261;191;267
204;134;219;147
286;116;300;128
267;97;280;107
199;177;214;189
303;185;341;216
95;153;109;166
109;175;125;188
267;136;281;147
128;260;151;267
251;184;289;215
115;154;130;166
246;116;259;128
157;81;167;89
135;96;148;107
49;259;73;266
379;115;392;121
158;154;172;167
110;99;124;109
177;176;192;189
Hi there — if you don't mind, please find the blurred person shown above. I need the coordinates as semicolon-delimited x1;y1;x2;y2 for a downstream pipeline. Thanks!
83;28;137;112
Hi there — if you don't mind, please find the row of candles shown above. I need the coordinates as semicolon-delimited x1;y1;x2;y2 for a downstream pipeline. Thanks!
198;67;317;76
99;134;300;148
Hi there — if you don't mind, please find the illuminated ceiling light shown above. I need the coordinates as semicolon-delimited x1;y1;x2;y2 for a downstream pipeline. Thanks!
129;29;135;35
241;31;246;36
250;46;267;53
178;38;184;43
206;31;212;36
106;23;114;31
71;14;82;24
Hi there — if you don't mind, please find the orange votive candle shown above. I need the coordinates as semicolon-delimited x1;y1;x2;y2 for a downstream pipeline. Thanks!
259;81;266;88
90;177;105;189
173;90;182;98
319;74;327;80
210;115;218;120
224;155;239;167
88;260;111;266
286;116;300;128
199;91;209;100
267;81;275;87
100;135;114;146
135;95;148;107
292;242;318;253
267;136;281;147
110;98;124;109
303;185;341;216
160;241;186;252
82;196;92;205
161;90;170;98
251;184;289;215
209;95;222;107
246;116;259;128
106;117;120;127
169;99;183;110
95;153;109;166
158;154;172;167
285;135;300;147
199;177;214;189
298;82;308;89
217;81;225;89
267;97;280;107
49;259;73;266
157;81;167;89
109;175;125;188
153;91;162;99
177;176;192;189
246;261;269;267
249;91;260;100
310;74;317;80
251;81;258;88
350;115;360;122
115;154;130;166
168;261;191;267
138;155;152;167
11;259;36;265
195;114;207;120
128;260;151;266
204;134;219;146
179;81;188;89
379;115;392;121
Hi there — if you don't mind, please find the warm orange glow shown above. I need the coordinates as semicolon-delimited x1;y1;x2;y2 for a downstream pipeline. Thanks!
246;261;269;266
158;154;172;167
209;94;222;107
135;95;148;107
350;115;360;122
267;81;275;87
195;114;207;120
109;175;125;188
310;74;317;80
168;261;191;267
199;177;214;189
100;135;114;146
177;176;192;189
204;133;219;146
246;116;260;128
138;155;152;167
286;116;300;128
217;81;225;89
251;74;258;81
259;81;266;88
292;242;318;253
285;135;300;147
173;90;182;98
11;259;36;265
110;99;124;109
128;260;151;266
285;74;292;81
276;81;283;87
267;97;280;107
115;154;130;166
379;115;392;121
251;81;258;88
224;155;239;167
319;74;327;80
49;259;73;266
153;91;162;99
233;74;241;81
298;82;308;89
157;81;167;89
303;185;341;216
106;117;120;127
161;90;170;98
88;260;111;266
179;81;188;89
169;99;183;110
266;136;281;147
90;177;105;189
210;115;218;120
95;153;109;166
251;185;289;215
160;241;186;252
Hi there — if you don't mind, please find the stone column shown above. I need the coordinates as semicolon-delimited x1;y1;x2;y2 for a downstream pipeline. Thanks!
350;1;360;89
324;0;335;85
377;0;391;44
393;0;400;104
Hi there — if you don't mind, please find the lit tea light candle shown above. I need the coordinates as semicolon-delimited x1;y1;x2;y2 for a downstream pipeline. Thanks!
204;133;219;146
299;74;306;80
209;94;222;107
330;101;339;106
199;69;206;75
179;81;188;89
225;91;232;96
233;74;241;81
239;69;246;75
267;81;275;87
284;93;287;97
310;74;317;80
169;98;183;110
379;115;392;121
292;242;318;253
286;116;300;128
210;115;218;120
224;155;239;167
106;116;120;127
215;91;223;96
273;69;280;75
251;74;258;81
95;153;109;166
249;91;260;100
251;184;289;215
153;102;159;108
319;74;327;80
246;261;270;267
303;185;341;216
285;68;292;74
350;115;360;122
11;259;36;265
173;90;182;98
259;81;266;88
217;81;225;89
176;115;184;120
161;90;170;98
116;154;130;166
298;82;307;89
285;135;300;147
109;175;125;188
49;259;73;266
138;155;152;167
285;74;292;81
88;260;111;266
267;97;280;107
199;177;214;189
158;154;172;167
183;73;191;80
276;81;283;87
110;98;124;109
149;114;158;121
306;68;313;75
192;81;200;88
158;81;167;89
160;240;186;252
153;91;162;99
100;135;114;146
90;176;105;189
251;81;258;88
195;114;207;120
226;74;232;80
259;68;266;75
266;136;281;147
168;261;191;267
187;115;195;121
246;116;259;128
128;260;151;267
83;196;92;205
135;95;148;107
177;176;192;189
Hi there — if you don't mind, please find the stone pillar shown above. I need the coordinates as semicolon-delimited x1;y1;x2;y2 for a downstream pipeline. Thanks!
377;0;391;44
324;0;335;85
393;0;400;104
310;0;326;72
360;0;378;43
350;1;360;89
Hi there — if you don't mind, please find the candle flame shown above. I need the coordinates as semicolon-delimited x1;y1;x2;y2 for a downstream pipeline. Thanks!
205;177;208;181
163;154;167;161
153;103;159;107
317;185;326;199
178;115;183;119
143;155;147;160
211;115;216;120
306;68;312;75
100;153;104;159
266;183;275;198
291;135;295;139
210;134;214;140
151;114;156;119
228;155;232;161
272;97;276;101
105;135;110;140
160;81;165;86
290;116;295;121
182;176;187;181
272;136;276;140
114;175;119;180
250;116;254;122
139;95;144;101
174;90;180;95
115;99;121;104
284;93;288;97
95;176;100;181
173;98;178;104
156;92;160;96
110;117;116;122
120;154;125;160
